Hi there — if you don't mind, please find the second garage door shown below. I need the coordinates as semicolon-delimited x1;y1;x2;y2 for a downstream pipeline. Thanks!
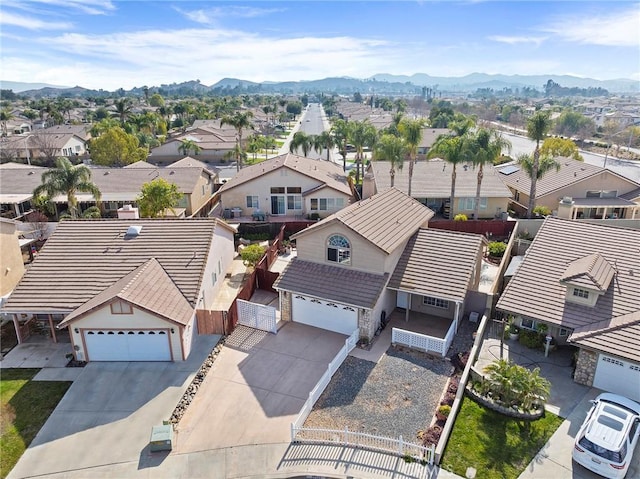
83;329;171;361
593;354;640;402
292;294;358;336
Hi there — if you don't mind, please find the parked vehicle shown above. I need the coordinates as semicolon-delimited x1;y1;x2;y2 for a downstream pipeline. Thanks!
573;393;640;479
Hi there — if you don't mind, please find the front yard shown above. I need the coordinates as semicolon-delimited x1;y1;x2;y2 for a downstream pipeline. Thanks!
441;397;563;479
0;369;71;479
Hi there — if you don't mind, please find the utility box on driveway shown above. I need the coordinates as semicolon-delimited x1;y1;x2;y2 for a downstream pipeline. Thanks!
149;424;173;452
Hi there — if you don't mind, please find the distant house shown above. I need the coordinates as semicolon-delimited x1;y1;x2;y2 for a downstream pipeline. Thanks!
497;218;640;401
497;157;640;219
150;122;242;163
1;219;236;361
0;130;88;163
416;128;452;157
218;153;353;220
363;159;512;219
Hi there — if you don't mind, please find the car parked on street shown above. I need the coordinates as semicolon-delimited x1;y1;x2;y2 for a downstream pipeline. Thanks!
573;393;640;478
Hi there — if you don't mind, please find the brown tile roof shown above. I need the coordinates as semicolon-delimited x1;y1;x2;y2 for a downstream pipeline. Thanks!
294;188;434;254
560;253;615;292
1;219;222;313
388;228;485;302
273;258;388;309
59;258;194;327
124;161;156;168
218;152;352;196
497;157;639;198
168;156;218;175
496;217;640;332
569;311;640;363
418;128;452;149
370;160;512;198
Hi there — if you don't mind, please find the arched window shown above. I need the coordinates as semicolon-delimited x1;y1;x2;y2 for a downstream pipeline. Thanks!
327;235;351;264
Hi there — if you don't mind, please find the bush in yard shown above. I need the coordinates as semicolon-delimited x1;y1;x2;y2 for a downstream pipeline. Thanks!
454;214;468;221
482;359;551;412
488;241;507;258
441;391;456;406
436;404;452;421
240;244;266;268
533;205;551;217
423;425;443;446
519;329;544;349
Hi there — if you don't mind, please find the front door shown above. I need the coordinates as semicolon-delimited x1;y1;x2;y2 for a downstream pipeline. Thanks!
271;196;285;215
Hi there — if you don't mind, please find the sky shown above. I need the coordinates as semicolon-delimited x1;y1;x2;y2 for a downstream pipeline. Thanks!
1;1;639;91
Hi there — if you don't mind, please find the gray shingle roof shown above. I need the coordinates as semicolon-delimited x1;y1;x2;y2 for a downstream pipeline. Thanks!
388;228;484;302
569;311;640;363
559;253;615;292
497;218;640;353
273;258;388;309
370;160;512;198
294;188;435;254
2;219;222;313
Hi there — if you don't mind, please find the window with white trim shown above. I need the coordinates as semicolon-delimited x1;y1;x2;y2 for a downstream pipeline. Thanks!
327;234;351;264
422;296;449;309
311;197;345;211
246;196;259;208
459;197;487;211
520;318;537;330
573;288;590;299
287;195;301;210
110;300;133;314
559;328;569;337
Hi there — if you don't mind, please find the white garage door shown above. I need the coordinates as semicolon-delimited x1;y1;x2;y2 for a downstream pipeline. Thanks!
292;295;358;336
593;354;640;402
84;329;171;361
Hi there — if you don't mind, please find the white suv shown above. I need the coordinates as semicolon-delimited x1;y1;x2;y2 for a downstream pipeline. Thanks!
573;393;640;478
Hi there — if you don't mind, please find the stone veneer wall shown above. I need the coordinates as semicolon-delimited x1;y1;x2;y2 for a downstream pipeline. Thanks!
359;309;374;340
574;348;597;386
281;291;291;322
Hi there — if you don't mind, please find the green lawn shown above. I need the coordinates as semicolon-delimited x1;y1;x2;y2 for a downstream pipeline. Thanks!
1;369;71;479
440;398;563;479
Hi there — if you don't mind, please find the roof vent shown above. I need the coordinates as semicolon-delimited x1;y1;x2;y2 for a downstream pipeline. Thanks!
126;225;142;237
170;170;175;175
104;171;110;175
28;171;34;175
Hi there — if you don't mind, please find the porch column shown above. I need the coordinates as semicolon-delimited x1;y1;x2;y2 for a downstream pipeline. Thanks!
48;314;57;343
405;293;411;322
454;302;461;333
12;314;23;344
572;206;578;220
601;207;607;220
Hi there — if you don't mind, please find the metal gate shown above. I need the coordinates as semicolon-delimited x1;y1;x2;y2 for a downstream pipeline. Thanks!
236;299;277;334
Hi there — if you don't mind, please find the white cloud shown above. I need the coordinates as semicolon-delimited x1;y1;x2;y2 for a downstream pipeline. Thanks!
542;6;640;47
0;10;73;30
24;0;115;15
175;6;285;25
488;35;546;46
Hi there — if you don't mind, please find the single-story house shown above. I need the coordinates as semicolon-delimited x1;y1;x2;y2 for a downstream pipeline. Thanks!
150;123;241;163
363;159;512;219
0;218;236;361
496;217;640;401
1;131;88;163
497;157;640;219
274;187;486;352
218;153;354;220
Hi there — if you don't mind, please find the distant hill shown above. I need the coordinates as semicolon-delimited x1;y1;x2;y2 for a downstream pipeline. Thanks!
0;80;72;93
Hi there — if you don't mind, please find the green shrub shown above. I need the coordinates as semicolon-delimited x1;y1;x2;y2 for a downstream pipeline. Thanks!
240;244;266;268
488;241;507;257
438;404;452;418
533;205;551;216
508;323;520;334
454;214;468;221
519;329;543;349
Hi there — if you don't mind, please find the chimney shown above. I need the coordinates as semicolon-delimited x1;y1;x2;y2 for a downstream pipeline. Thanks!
557;197;574;219
117;204;140;219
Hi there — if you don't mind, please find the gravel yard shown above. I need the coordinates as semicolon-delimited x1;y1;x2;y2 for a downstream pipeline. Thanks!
304;346;453;442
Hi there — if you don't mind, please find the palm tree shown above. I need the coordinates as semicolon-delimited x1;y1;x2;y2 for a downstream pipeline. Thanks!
374;133;407;187
398;118;425;197
221;111;254;171
525;111;552;218
483;359;550;410
178;139;202;157
330;119;350;171
348;120;377;184
429;135;473;218
289;131;313;157
0;109;13;136
470;128;511;219
311;131;336;161
33;157;101;219
112;98;132;125
517;153;561;214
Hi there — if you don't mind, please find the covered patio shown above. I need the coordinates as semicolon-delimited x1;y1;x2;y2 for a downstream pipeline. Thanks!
389;308;459;357
564;197;639;220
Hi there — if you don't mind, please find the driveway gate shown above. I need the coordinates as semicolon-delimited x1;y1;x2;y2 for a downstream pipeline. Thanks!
236;299;278;334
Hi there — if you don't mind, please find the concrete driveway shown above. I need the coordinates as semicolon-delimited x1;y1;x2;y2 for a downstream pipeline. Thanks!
8;335;220;479
175;322;347;453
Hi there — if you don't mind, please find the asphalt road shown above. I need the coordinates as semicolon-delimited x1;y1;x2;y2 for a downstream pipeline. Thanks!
298;103;333;161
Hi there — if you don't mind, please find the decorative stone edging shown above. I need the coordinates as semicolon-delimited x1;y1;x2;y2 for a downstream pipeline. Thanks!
464;385;544;420
169;337;226;426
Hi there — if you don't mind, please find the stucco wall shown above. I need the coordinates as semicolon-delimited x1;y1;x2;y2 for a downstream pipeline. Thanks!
187;172;215;215
198;223;236;311
409;294;456;320
0;221;25;297
454;196;510;220
181;313;197;360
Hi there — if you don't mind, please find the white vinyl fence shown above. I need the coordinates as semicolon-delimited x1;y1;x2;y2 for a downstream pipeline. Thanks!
236;299;277;334
392;319;457;357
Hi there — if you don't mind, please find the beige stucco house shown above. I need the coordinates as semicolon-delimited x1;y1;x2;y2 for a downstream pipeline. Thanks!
218;153;353;220
1;218;236;362
274;188;486;350
0;218;25;299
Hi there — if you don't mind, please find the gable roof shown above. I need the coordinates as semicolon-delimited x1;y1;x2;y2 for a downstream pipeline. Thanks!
218;152;351;196
418;128;452;149
388;228;485;302
370;160;512;198
168;156;218;175
569;311;640;363
559;253;615;292
1;219;223;313
273;258;388;309
497;157;639;198
124;161;156;168
293;188;434;254
496;217;640;331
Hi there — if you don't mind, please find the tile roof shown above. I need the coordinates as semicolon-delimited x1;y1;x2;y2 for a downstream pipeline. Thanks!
497;157;639;198
273;258;388;309
370;160;512;198
168;156;218;175
2;219;222;313
497;217;640;335
620;187;640;201
559;253;615;292
218;152;352;196
124;161;156;168
418;128;452;149
569;311;640;363
294;188;434;254
388;228;485;302
59;258;194;327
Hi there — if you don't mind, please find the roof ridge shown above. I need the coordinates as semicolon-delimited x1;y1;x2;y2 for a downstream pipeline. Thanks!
118;258;158;296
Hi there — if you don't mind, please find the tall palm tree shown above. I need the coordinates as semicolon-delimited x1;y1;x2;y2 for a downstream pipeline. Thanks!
517;153;561;214
0;109;13;136
398;118;425;197
471;128;511;219
289;131;313;157
33;157;101;219
311;131;336;161
178;139;202;157
221;111;254;171
112;98;132;125
348;120;377;184
374;133;407;188
526;111;552;217
429;135;473;218
330;119;350;171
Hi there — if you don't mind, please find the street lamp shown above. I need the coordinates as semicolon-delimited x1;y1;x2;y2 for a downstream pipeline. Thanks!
24;133;34;166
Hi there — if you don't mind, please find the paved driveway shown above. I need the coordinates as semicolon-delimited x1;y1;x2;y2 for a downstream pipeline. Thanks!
8;335;220;479
175;322;347;453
